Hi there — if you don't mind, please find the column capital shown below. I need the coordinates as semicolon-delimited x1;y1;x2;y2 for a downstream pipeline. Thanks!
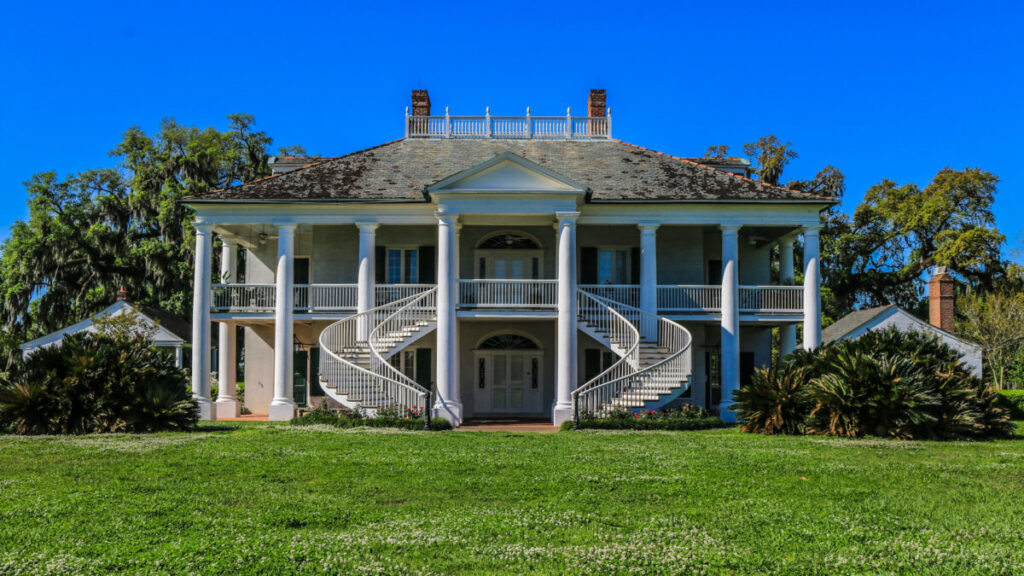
436;212;459;226
276;223;298;234
802;225;821;236
356;221;379;232
720;223;742;234
556;211;580;224
219;235;238;248
638;221;660;232
777;232;798;247
194;222;215;234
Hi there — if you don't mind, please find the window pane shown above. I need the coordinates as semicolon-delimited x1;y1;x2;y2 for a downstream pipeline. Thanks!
405;250;418;284
403;350;416;380
598;250;613;284
615;250;628;284
387;249;402;284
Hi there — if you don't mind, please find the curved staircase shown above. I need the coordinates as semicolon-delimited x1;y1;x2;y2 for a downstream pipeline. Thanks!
318;288;437;417
574;289;693;420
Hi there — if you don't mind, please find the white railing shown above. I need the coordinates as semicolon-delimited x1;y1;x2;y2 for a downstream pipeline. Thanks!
574;290;693;421
458;279;558;309
318;288;437;421
375;284;435;306
212;284;358;312
579;285;640;308
657;285;803;314
212;284;276;311
406;109;611;140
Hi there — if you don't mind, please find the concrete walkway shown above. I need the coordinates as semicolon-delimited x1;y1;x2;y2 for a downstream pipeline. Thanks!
456;418;560;433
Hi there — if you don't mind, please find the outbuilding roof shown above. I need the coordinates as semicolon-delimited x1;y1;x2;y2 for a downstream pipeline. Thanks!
188;139;836;204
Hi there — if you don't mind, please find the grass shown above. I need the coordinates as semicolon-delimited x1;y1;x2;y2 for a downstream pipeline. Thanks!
1;423;1023;575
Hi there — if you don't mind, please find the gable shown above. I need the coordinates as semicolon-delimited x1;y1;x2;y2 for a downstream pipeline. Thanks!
430;153;585;195
21;302;188;352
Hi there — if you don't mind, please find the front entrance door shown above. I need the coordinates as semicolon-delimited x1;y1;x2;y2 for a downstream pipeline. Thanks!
474;350;543;414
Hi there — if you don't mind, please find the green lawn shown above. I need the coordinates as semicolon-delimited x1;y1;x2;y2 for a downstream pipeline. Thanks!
1;424;1023;575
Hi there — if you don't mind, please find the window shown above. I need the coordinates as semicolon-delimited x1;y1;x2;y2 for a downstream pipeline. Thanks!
584;348;618;382
386;248;418;284
388;349;418;381
597;249;630;284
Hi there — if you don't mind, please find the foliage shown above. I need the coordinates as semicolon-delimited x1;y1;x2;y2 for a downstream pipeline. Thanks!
742;135;798;186
574;404;725;431
733;328;1014;439
997;390;1024;419
2;426;1023;573
733;361;815;435
956;291;1024;389
0;115;284;363
290;402;449;431
0;330;196;435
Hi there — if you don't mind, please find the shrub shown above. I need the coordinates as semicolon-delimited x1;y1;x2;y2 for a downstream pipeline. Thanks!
573;404;725;431
290;403;450;431
997;390;1024;419
733;327;1014;439
0;331;198;435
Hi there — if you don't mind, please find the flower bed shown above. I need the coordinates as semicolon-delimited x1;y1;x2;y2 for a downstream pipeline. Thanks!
568;404;725;431
291;404;451;431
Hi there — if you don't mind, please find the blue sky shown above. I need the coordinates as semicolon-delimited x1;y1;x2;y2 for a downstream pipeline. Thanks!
2;1;1022;259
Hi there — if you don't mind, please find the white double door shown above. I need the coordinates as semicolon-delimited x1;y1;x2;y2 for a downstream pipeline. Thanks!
474;351;543;414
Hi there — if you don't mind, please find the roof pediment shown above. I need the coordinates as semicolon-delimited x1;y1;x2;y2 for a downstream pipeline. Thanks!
428;152;586;195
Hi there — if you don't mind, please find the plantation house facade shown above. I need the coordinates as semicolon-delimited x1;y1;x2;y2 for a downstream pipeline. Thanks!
184;90;835;426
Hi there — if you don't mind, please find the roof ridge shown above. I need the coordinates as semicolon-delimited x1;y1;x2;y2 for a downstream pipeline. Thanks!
611;139;836;201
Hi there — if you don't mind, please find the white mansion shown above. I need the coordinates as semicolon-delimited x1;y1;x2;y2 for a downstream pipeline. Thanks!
185;90;834;426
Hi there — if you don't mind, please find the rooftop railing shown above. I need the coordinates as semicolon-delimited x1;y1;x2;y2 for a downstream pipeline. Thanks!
406;107;611;140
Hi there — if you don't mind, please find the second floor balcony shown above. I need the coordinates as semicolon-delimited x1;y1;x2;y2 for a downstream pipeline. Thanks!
211;281;803;316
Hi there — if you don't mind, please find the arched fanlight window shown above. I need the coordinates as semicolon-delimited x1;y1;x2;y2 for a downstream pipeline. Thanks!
478;334;539;350
477;232;541;250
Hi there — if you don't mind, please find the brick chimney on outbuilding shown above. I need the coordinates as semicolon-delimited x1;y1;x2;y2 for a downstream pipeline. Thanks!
929;266;955;332
587;89;606;117
116;286;129;302
411;90;431;117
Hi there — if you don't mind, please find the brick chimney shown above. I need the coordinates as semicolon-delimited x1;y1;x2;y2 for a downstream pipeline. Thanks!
116;286;129;302
411;90;431;117
929;266;955;332
587;89;606;117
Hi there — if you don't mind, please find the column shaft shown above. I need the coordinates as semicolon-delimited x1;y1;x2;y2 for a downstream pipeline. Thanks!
803;228;822;350
356;223;378;340
215;239;240;419
720;225;741;423
270;224;297;421
553;212;579;426
638;222;659;339
191;223;214;421
434;214;462;424
778;236;797;358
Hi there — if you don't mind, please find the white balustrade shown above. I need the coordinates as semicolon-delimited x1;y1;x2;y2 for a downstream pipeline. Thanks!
407;114;611;140
375;284;435;306
657;285;803;314
579;285;640;308
457;279;557;308
211;284;358;312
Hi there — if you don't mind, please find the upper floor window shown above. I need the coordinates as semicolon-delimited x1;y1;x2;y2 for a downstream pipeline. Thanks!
386;248;418;284
597;249;630;285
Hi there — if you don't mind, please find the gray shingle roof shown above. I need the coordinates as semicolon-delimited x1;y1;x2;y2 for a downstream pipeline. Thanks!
822;305;896;344
188;139;836;204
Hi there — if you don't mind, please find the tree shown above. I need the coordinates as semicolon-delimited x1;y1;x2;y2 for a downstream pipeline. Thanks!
956;291;1024;389
743;135;799;185
0;115;278;361
704;145;730;159
826;168;1004;313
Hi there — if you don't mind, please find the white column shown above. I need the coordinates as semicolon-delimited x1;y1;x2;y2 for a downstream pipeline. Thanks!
269;224;297;421
638;222;659;339
356;222;378;340
434;213;462;425
553;211;579;426
215;238;241;419
778;235;797;358
802;227;822;351
719;225;741;423
191;223;214;421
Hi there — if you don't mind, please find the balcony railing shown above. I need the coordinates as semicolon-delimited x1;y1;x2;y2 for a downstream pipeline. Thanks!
211;283;803;315
406;108;611;140
658;285;803;314
211;284;358;312
458;279;558;309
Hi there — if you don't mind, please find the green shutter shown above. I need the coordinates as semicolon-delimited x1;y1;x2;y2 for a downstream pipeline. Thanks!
581;247;598;284
375;246;386;284
415;348;432;392
584;348;601;382
419;246;436;283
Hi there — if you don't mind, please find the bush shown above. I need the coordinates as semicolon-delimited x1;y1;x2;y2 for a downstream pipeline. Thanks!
573;404;726;431
734;328;1014;440
997;390;1024;419
0;331;198;435
290;403;450;431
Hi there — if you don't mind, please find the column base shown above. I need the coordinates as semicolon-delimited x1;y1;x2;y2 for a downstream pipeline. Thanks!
268;400;296;422
195;397;214;421
718;400;738;423
552;403;574;427
215;398;241;420
433;399;463;427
